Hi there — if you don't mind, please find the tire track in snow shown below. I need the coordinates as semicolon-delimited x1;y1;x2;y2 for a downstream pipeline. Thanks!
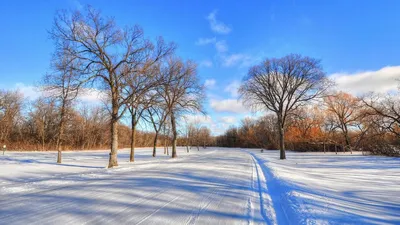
246;150;292;225
134;194;182;225
183;168;234;225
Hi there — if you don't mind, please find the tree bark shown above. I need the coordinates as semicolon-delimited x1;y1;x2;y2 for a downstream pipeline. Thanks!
56;103;66;164
42;117;45;151
130;113;136;162
108;100;119;168
170;111;177;158
278;117;286;160
152;132;158;157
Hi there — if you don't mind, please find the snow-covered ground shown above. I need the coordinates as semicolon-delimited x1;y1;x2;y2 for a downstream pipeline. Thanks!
0;148;399;224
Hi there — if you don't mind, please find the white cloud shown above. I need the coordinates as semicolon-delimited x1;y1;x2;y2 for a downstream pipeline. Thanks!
330;66;400;95
210;99;249;114
196;38;228;54
215;40;228;53
9;83;106;104
206;10;232;34
199;60;213;68
219;116;237;124
204;79;216;88
79;88;107;103
15;83;42;100
221;53;253;67
209;122;231;135
224;80;241;97
184;114;213;125
195;37;216;45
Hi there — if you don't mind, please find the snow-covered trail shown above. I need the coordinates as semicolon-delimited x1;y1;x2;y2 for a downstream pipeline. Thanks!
0;148;269;224
1;148;399;224
248;149;400;225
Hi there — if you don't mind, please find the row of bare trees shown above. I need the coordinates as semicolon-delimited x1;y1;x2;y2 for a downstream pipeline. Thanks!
179;121;213;151
217;54;399;158
0;6;206;168
0;91;176;150
217;87;400;157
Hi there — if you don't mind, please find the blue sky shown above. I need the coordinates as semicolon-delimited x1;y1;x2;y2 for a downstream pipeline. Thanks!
1;0;400;134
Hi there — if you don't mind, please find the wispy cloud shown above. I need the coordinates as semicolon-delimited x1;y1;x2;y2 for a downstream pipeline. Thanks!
195;37;216;45
224;80;241;97
221;53;253;67
330;66;400;95
10;83;105;104
206;10;232;34
69;0;83;10
199;60;213;68
15;83;41;100
204;79;216;88
215;40;228;53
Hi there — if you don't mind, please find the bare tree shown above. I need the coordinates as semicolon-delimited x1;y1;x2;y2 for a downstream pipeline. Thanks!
239;54;328;159
183;120;196;152
144;101;169;157
198;126;211;149
42;53;81;163
28;98;58;151
362;92;400;138
50;6;174;167
158;58;205;158
325;92;368;153
0;90;23;145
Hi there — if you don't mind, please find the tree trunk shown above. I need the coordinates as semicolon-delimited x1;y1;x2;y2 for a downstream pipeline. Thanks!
343;127;352;154
323;142;326;154
42;117;45;151
186;135;190;153
108;106;119;168
170;111;178;158
56;103;66;164
335;144;337;154
278;117;286;160
130;113;136;162
152;132;158;157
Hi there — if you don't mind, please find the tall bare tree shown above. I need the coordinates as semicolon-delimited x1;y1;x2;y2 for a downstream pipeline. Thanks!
239;54;328;159
42;53;81;163
158;58;205;158
125;63;169;162
50;6;174;167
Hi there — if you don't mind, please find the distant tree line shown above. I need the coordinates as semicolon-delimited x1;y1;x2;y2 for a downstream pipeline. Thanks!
216;89;400;157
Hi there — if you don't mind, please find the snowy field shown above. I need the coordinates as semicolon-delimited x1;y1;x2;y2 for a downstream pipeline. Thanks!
0;148;399;225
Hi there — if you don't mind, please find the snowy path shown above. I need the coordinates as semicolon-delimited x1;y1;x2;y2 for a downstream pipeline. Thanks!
0;148;268;224
1;148;399;224
247;149;400;225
